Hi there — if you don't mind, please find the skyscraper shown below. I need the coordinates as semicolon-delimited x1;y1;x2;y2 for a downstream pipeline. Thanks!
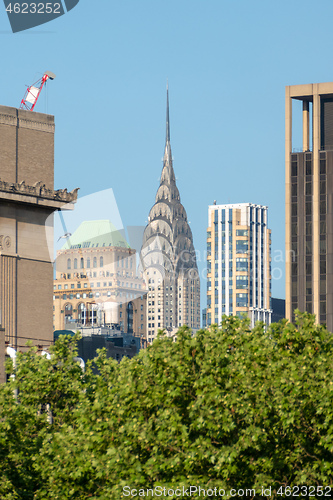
206;203;271;328
140;88;201;342
286;82;333;330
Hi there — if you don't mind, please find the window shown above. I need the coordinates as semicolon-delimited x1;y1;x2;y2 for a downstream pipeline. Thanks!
80;258;84;269
100;256;103;267
74;258;78;269
67;258;71;270
236;229;248;236
93;257;97;268
236;240;248;254
236;276;248;289
87;258;90;268
236;293;248;307
236;258;248;272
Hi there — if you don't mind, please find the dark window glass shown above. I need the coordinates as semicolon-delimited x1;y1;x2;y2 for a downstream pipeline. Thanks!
320;221;326;235
305;161;312;175
291;203;297;216
291;183;297;196
292;282;297;296
306;241;312;255
320;301;327;315
306;262;312;275
320;239;326;254
320;279;326;294
306;222;312;236
320;159;326;174
291;162;297;176
305;202;312;215
320;199;326;215
305;182;312;195
291;263;298;276
320;181;326;195
291;223;298;236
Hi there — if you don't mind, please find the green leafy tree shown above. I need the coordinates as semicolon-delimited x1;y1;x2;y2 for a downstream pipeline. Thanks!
1;313;333;499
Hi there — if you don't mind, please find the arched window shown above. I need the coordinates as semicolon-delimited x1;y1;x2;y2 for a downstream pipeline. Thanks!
100;256;103;267
93;257;97;268
87;258;90;268
67;258;71;270
80;258;84;269
125;258;128;269
127;301;134;334
117;256;119;267
74;258;78;269
64;303;73;322
78;302;86;325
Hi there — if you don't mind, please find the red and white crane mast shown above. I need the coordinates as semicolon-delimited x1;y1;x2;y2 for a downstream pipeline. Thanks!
20;70;56;111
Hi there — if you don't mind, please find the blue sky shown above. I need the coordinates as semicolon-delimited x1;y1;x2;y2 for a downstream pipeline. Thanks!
1;0;333;305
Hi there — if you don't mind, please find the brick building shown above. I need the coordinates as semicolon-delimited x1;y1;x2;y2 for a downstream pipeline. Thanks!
0;105;77;382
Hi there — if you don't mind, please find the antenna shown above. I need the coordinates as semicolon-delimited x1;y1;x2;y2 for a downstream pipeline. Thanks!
20;71;56;112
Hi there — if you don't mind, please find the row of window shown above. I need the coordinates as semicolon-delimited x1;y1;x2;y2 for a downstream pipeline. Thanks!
66;256;134;271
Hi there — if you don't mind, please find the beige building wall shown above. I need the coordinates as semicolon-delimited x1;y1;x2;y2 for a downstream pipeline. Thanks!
54;243;147;338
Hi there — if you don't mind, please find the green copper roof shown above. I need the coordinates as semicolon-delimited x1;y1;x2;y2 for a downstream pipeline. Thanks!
61;220;130;250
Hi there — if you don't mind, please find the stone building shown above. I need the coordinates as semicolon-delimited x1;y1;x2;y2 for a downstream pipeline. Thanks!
140;89;201;342
0;105;77;382
54;220;147;338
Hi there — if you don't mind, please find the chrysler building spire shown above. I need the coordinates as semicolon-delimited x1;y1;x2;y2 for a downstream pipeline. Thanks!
140;87;201;343
166;82;170;144
164;83;172;167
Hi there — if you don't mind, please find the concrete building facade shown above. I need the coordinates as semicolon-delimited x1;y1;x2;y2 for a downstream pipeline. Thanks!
206;203;271;328
286;83;333;330
0;105;77;381
54;220;147;339
140;90;201;342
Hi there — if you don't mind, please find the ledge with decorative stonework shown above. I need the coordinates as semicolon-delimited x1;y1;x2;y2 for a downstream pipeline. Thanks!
0;179;79;210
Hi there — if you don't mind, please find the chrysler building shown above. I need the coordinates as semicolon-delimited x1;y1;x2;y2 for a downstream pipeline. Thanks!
140;88;201;342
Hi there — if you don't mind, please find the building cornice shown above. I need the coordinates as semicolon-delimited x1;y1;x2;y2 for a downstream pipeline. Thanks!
0;179;78;209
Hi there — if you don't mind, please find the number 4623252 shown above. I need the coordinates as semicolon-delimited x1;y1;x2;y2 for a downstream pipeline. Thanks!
5;3;61;14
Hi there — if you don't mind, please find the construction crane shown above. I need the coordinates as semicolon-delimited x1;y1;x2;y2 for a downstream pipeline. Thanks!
20;71;56;112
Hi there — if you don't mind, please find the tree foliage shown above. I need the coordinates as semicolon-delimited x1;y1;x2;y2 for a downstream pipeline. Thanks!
1;313;333;498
